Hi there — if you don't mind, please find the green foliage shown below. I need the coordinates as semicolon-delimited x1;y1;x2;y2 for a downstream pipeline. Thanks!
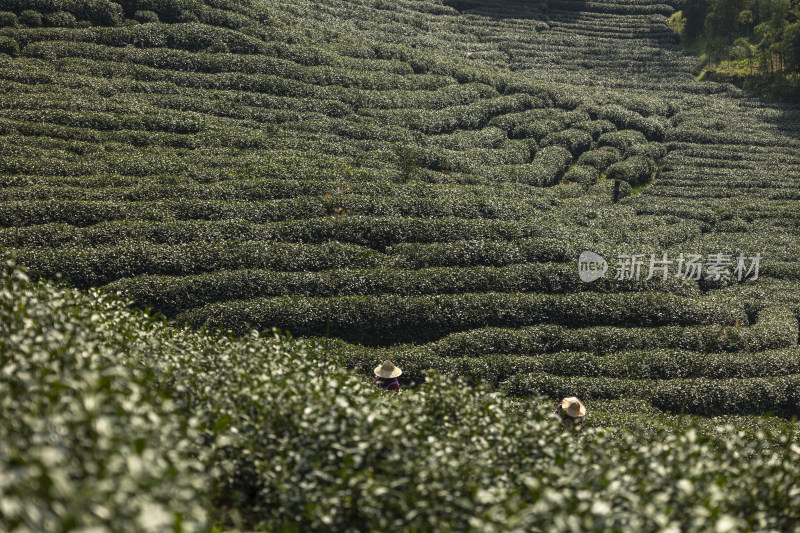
0;214;576;250
44;10;77;27
6;261;800;531
391;142;421;182
577;146;622;172
15;240;389;287
562;163;599;186
134;9;159;23
597;129;648;153
0;191;549;227
0;10;18;26
178;291;746;345
0;259;206;531
786;21;800;71
503;371;800;416
17;8;41;25
540;127;592;155
581;118;617;140
668;9;686;36
605;155;657;186
679;0;800;94
105;261;700;316
588;104;664;141
488;144;573;187
331;305;799;388
0;0;800;528
170;334;800;531
0;35;19;55
0;0;123;26
426;316;786;357
627;141;667;160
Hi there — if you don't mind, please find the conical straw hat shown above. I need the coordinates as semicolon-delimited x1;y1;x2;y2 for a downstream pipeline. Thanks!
374;360;402;378
561;397;586;417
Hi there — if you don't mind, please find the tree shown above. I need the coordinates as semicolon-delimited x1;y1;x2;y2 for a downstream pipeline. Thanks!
706;0;748;42
769;0;791;25
734;36;756;74
755;21;778;73
783;22;800;72
739;8;755;30
682;0;710;40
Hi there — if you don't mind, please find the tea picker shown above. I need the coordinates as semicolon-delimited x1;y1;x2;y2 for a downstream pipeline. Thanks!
612;172;622;204
374;360;401;392
555;396;586;429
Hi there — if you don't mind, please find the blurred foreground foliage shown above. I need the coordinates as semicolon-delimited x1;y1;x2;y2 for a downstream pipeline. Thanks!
0;258;206;532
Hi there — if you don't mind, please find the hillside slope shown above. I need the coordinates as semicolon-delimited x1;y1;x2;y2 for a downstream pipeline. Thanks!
1;0;799;422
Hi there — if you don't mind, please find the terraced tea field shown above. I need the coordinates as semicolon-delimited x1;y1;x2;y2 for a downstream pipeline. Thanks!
3;0;799;424
3;0;800;528
2;0;800;413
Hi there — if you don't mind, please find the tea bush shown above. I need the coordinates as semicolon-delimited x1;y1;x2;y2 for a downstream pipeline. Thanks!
605;155;656;185
0;176;561;207
419;309;797;358
577;146;622;171
585;398;800;444
2;0;124;26
332;336;800;390
134;9;158;22
0;34;19;55
597;129;648;153
0;193;558;227
105;260;701;316
0;215;574;249
14;259;797;530
588;103;666;141
8;258;799;530
165;322;800;531
0;259;206;531
503;372;800;417
563;163;599;186
14;239;390;287
387;237;584;267
429;125;507;150
43;10;77;27
177;291;746;345
627;141;667;160
366;93;534;134
0;0;800;531
579;118;617;140
1;0;800;527
540;127;592;156
17;8;41;25
513;144;572;186
0;10;17;26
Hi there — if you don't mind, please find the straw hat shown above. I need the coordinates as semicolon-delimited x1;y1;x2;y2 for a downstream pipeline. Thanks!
560;397;586;417
374;360;402;378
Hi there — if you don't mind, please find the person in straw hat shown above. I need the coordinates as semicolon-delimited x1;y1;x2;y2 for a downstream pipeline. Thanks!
555;396;586;430
373;360;401;392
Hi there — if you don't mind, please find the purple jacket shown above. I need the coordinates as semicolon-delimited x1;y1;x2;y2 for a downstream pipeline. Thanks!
374;377;400;392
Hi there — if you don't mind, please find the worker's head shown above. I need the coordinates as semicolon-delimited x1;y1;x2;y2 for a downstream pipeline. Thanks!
560;397;586;418
374;360;402;379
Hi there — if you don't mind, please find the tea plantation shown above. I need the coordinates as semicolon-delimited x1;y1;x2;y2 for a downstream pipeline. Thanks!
1;0;800;530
